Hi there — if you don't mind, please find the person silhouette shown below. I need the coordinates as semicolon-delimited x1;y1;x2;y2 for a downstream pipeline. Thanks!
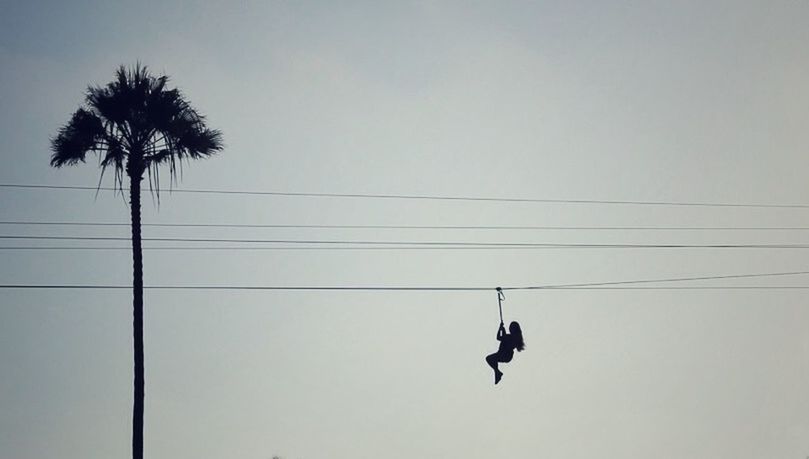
485;321;525;384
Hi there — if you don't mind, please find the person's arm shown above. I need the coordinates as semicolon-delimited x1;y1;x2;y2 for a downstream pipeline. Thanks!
497;322;505;340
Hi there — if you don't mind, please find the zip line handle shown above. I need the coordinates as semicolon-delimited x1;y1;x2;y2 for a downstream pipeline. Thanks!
496;287;505;324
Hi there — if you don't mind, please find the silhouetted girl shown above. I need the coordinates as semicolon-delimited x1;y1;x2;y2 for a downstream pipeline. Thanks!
485;321;524;384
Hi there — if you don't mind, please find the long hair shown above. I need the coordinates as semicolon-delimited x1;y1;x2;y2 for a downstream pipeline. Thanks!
509;321;525;351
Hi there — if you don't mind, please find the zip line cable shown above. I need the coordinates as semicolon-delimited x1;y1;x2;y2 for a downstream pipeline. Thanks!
5;235;809;249
3;183;809;209
3;285;809;291
499;270;809;290
5;220;809;231
2;270;809;291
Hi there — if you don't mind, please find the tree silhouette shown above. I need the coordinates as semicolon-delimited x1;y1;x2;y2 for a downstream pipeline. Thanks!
50;64;223;459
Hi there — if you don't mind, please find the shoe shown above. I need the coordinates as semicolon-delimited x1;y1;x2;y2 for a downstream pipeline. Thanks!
494;371;503;385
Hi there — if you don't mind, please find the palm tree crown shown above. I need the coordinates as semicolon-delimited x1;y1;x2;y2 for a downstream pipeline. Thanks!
51;64;223;185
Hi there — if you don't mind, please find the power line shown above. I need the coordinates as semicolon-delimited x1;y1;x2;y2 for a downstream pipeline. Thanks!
4;234;809;249
5;220;809;231
0;246;660;251
6;244;809;251
2;183;808;209
0;246;513;251
6;246;767;251
2;270;809;291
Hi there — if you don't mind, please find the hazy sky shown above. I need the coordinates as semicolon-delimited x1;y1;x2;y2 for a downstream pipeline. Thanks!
2;1;809;458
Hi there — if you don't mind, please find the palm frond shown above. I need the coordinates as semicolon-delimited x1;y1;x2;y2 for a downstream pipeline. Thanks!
50;108;106;167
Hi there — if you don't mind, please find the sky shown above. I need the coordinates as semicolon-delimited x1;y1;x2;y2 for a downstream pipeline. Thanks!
2;1;809;458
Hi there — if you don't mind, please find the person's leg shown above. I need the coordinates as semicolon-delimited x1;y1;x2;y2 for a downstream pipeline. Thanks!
486;353;504;384
486;353;498;372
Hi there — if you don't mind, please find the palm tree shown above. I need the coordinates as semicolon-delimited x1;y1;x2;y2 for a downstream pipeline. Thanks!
50;64;223;459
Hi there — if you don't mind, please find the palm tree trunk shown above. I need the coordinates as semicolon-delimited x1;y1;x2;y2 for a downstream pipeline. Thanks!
129;172;145;459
